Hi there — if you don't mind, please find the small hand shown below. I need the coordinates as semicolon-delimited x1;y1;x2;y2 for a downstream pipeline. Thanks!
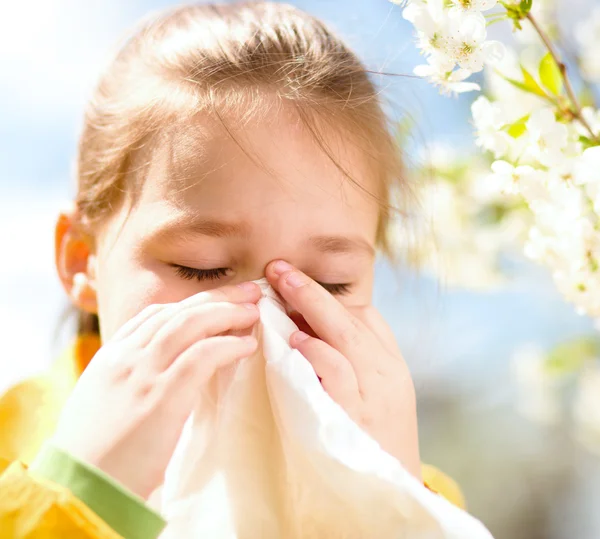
266;261;421;480
52;282;262;499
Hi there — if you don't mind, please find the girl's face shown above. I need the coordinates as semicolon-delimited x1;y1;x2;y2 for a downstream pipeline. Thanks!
67;111;381;340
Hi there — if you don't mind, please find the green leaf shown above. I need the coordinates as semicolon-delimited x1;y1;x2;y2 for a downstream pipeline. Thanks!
579;135;599;150
521;0;532;10
500;1;524;28
506;114;530;138
538;53;563;96
544;337;600;376
519;0;532;15
520;65;548;97
500;74;544;98
497;67;550;99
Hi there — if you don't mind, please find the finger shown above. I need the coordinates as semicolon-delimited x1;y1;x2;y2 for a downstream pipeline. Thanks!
179;281;262;307
290;331;359;408
112;282;261;342
147;302;259;369
111;303;168;342
266;260;372;365
167;335;258;390
349;305;400;357
126;281;262;346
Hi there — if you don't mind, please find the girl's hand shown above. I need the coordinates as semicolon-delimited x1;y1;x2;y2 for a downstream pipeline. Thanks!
52;282;262;499
266;261;422;481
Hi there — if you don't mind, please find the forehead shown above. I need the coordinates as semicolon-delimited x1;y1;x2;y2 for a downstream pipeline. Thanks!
133;107;381;238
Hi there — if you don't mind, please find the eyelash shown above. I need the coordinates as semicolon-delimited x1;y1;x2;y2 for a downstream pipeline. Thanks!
171;265;352;295
172;265;230;281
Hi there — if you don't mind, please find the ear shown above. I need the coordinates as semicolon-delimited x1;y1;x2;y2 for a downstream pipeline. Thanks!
55;205;98;314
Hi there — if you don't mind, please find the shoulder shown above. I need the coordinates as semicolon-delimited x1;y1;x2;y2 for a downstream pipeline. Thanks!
0;336;99;465
0;374;67;464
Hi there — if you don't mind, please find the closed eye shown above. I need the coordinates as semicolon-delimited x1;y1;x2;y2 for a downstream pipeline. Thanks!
171;265;230;281
319;282;351;295
171;264;352;295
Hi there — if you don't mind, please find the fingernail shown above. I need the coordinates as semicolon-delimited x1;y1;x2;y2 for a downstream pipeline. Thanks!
242;303;258;310
272;260;293;276
291;331;310;345
237;281;257;291
285;271;308;288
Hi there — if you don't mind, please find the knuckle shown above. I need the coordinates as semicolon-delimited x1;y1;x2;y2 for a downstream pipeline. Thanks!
136;387;162;418
338;317;362;347
358;410;375;431
197;337;222;359
302;278;319;297
179;351;216;382
174;355;196;380
130;373;162;413
148;373;173;403
137;303;166;320
133;378;155;401
171;305;211;334
327;359;346;382
206;336;244;362
303;285;325;310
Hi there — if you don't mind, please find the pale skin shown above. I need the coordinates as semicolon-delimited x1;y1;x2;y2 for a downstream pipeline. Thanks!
54;109;421;500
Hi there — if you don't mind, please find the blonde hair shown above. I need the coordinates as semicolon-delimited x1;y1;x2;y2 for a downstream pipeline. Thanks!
74;1;409;334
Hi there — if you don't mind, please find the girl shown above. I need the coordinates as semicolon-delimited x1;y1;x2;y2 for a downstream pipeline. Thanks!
0;2;464;537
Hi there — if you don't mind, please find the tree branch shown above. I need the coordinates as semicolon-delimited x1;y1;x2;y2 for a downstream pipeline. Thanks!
526;12;599;143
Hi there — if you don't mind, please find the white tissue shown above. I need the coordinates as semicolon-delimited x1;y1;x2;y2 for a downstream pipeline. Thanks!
152;279;494;539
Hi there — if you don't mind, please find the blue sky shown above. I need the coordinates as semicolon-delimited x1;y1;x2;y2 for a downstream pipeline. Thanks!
0;0;475;196
0;0;593;396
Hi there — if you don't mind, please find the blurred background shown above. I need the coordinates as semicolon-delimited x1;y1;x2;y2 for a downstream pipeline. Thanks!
1;1;599;538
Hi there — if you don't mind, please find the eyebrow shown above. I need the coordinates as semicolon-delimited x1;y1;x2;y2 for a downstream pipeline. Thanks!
308;235;375;256
150;218;375;256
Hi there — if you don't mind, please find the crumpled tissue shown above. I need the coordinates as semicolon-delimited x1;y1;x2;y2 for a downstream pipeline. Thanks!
152;279;493;539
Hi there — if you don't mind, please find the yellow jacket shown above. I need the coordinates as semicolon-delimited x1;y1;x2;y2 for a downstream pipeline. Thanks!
0;335;465;538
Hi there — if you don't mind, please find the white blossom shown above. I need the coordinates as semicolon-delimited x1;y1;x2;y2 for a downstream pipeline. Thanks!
391;0;600;322
403;0;447;56
525;108;569;167
488;160;545;197
449;0;497;12
401;0;503;91
572;147;600;187
471;96;512;157
572;147;600;212
441;11;504;72
485;49;548;123
414;63;481;94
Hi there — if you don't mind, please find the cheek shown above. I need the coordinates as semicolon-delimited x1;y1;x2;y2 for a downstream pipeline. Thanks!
94;253;188;340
